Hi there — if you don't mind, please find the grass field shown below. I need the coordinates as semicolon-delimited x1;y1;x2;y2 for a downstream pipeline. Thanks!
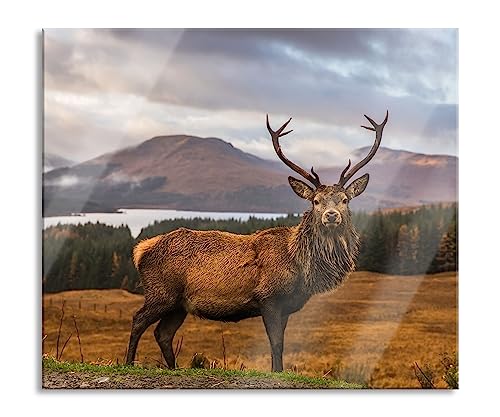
42;271;457;388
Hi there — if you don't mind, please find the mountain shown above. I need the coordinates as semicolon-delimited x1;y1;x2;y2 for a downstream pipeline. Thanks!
43;135;295;216
43;135;457;216
77;135;286;193
43;153;76;173
318;146;457;210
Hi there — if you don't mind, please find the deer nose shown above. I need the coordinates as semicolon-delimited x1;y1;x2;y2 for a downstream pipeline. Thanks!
325;210;339;222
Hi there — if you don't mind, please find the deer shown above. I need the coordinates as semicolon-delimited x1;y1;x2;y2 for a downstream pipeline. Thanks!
125;111;388;371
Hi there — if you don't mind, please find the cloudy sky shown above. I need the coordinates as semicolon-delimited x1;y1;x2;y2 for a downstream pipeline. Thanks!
44;28;457;167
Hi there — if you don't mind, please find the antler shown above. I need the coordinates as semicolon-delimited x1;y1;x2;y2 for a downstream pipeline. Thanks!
338;110;389;187
266;114;322;188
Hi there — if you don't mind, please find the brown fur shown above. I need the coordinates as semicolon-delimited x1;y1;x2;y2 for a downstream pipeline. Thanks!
126;204;360;370
137;218;358;314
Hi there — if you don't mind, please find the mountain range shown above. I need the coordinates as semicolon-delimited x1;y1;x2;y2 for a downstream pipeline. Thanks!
43;135;457;216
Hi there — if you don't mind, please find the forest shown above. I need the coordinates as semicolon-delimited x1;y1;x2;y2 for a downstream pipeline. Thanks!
43;204;457;293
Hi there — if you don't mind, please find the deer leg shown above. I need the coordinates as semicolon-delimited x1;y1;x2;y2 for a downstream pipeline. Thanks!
261;303;285;372
126;304;165;365
154;309;187;368
282;314;289;333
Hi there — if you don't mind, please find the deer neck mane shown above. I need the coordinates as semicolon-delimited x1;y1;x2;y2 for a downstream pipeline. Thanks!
290;209;360;294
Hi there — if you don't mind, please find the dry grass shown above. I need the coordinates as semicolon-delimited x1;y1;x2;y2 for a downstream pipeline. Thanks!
42;271;457;388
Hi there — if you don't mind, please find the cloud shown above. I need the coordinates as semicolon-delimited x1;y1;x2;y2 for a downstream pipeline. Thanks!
43;29;458;163
44;175;81;187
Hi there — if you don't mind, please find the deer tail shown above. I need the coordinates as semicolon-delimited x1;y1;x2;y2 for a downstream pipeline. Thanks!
132;235;162;270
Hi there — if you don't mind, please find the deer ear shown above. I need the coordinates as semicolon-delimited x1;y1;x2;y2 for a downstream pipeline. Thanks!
288;176;315;200
346;173;369;199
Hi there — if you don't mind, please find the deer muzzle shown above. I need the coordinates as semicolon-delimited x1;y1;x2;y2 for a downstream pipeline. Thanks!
322;209;342;227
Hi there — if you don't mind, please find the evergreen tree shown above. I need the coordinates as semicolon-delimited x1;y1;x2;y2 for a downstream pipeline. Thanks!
396;224;420;274
357;212;390;273
430;213;457;273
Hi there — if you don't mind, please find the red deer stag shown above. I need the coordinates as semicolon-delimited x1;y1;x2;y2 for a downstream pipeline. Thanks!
126;111;388;371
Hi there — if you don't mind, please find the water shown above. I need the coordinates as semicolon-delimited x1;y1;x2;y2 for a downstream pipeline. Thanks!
43;208;288;238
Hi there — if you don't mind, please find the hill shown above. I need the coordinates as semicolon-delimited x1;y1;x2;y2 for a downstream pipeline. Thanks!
43;135;457;215
319;147;457;210
43;152;76;173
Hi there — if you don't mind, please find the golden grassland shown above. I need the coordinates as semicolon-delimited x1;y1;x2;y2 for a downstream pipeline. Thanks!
42;271;457;388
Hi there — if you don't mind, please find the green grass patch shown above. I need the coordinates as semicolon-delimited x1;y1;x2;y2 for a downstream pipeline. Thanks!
42;357;365;389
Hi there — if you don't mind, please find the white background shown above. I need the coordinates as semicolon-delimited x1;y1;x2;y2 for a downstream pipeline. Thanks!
0;1;498;416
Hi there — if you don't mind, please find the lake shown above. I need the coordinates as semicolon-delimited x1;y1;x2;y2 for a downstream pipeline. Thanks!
43;208;288;238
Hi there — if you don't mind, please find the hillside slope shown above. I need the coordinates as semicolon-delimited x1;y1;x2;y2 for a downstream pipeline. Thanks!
320;147;457;209
43;152;76;173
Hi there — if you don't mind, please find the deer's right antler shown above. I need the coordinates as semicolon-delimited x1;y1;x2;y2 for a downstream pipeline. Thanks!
266;115;322;188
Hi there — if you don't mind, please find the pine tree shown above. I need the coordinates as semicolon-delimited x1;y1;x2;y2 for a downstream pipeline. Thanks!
396;224;420;274
431;222;457;272
358;213;390;273
68;252;78;289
